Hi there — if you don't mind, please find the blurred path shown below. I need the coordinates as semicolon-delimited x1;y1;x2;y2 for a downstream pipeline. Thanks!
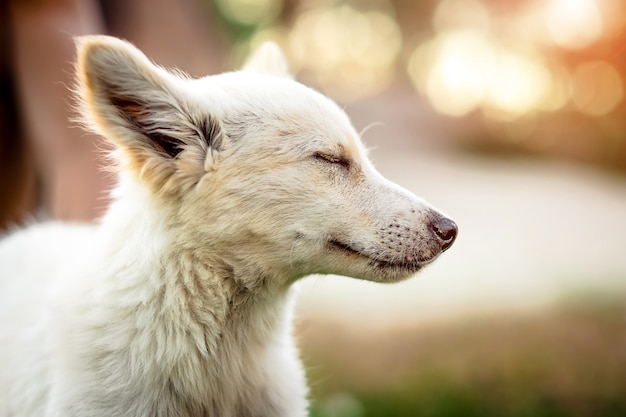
296;88;626;328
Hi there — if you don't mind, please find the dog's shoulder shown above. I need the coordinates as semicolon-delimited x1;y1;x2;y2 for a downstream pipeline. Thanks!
0;222;96;283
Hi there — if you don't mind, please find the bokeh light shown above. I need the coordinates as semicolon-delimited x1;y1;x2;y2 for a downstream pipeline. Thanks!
408;31;490;116
545;0;603;49
215;0;282;26
483;51;551;119
571;61;624;115
537;64;571;112
433;0;490;34
287;4;402;101
231;0;625;119
408;30;552;120
405;0;624;120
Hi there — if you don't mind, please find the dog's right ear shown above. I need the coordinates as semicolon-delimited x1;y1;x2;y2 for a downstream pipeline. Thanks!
76;36;225;190
241;42;291;78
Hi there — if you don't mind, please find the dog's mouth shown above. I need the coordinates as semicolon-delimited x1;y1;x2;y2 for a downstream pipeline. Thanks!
327;239;428;272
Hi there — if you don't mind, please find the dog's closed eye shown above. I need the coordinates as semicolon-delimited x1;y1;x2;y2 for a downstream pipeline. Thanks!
312;152;351;169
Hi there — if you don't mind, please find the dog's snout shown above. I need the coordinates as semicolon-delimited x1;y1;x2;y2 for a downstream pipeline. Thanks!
431;217;458;251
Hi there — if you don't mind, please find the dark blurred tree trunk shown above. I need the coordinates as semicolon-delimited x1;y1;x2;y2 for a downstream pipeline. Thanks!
0;2;37;231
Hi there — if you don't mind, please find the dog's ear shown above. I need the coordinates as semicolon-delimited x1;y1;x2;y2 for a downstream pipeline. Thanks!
76;35;225;185
241;42;291;78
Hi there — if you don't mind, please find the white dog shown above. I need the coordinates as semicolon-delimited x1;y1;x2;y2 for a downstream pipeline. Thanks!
0;36;457;417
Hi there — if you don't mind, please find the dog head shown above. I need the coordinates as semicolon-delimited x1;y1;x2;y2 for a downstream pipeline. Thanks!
77;36;456;286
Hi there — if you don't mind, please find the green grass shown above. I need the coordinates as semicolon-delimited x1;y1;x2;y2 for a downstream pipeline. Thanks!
300;296;626;417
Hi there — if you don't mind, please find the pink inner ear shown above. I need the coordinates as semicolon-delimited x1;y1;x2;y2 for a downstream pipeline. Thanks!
110;95;143;121
107;91;185;158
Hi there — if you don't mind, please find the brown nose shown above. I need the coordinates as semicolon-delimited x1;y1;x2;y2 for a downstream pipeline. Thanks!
431;217;458;251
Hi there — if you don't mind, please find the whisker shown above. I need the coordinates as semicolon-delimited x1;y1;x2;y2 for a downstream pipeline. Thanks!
359;121;384;138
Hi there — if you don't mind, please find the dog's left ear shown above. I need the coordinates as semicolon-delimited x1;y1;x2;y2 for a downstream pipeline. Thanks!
242;42;291;78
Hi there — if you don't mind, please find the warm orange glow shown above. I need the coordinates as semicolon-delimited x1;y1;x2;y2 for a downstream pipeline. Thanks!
571;61;623;115
405;0;625;118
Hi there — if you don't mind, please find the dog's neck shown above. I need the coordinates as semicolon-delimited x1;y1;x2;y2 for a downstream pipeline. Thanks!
153;248;293;356
99;182;293;350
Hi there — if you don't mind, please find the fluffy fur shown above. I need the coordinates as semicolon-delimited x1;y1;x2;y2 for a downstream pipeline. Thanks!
0;36;457;417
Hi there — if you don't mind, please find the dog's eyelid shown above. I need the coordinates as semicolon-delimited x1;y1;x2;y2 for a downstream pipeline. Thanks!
312;152;351;168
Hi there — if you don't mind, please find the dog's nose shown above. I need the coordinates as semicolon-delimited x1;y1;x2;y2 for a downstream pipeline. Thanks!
431;217;458;251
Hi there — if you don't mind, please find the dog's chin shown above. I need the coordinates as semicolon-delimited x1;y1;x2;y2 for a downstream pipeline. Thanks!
327;239;436;283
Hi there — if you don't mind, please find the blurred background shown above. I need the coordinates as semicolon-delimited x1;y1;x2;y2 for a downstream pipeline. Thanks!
1;0;625;416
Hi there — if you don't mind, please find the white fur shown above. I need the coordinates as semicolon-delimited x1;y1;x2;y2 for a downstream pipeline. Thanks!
0;36;456;417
